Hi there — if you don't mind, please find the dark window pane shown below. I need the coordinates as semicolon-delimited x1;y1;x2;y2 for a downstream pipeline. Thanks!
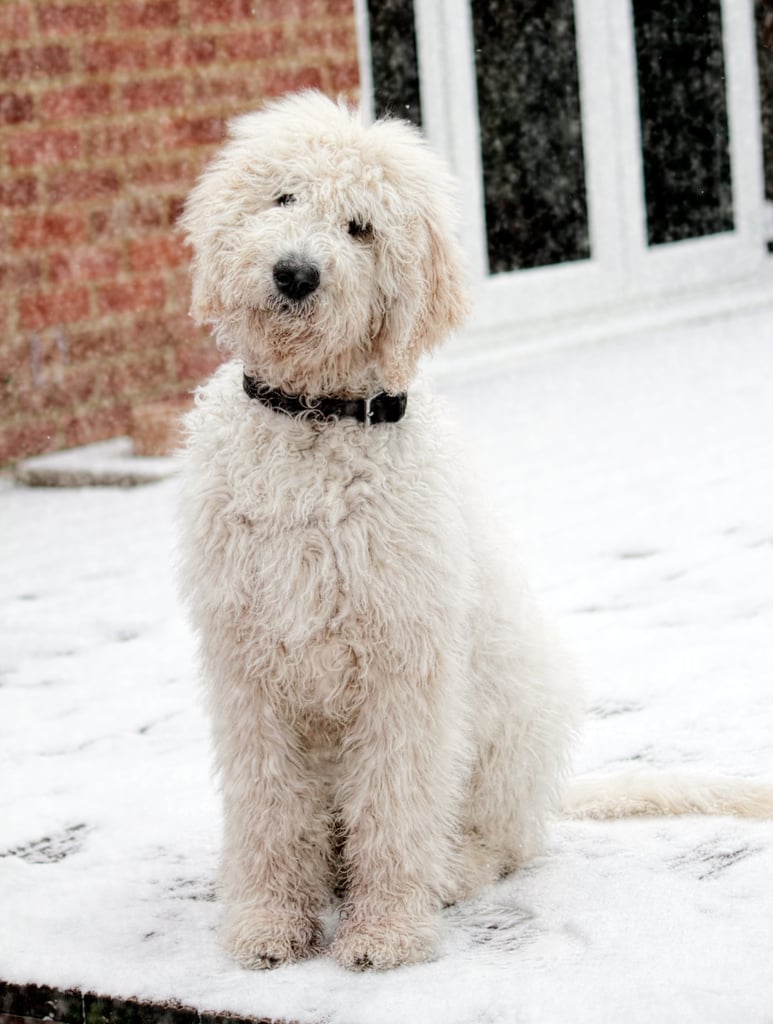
633;0;734;245
366;0;422;127
471;0;590;274
756;0;773;204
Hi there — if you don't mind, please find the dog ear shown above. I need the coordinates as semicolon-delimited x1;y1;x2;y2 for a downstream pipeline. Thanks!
178;183;228;326
374;210;470;393
187;247;226;325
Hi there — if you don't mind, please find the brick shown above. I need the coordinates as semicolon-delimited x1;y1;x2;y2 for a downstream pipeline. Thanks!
81;39;149;73
161;115;226;149
0;92;35;125
0;176;38;208
19;287;91;330
63;404;132;449
167;194;186;225
131;396;189;455
263;65;324;96
42;83;112;121
150;35;217;67
47;167;121;203
19;329;67;371
27;361;102;411
127;156;200;188
0;256;45;291
67;323;127;360
120;77;185;113
49;244;123;285
0;368;22;411
89;208;114;238
97;277;166;314
251;0;321;17
134;313;180;347
60;364;103;407
175;340;222;383
85;120;159;159
13;211;89;249
128;235;187;272
102;348;171;396
126;196;171;228
0;421;61;466
38;3;109;36
88;198;170;241
165;265;191;298
0;45;71;81
117;0;180;29
8;128;82;167
0;5;32;40
223;27;285;62
190;0;252;23
328;60;360;92
189;71;255;105
294;21;353;54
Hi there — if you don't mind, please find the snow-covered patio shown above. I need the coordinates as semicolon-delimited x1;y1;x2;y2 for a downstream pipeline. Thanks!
2;306;773;1024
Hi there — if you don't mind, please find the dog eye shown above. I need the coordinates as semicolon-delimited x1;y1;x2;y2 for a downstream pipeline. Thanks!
275;194;295;207
347;219;373;240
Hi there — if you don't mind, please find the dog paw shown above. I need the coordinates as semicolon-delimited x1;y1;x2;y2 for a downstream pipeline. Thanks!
220;906;321;970
331;912;439;971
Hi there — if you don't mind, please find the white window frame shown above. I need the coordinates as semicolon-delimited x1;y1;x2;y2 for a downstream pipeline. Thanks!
355;0;769;356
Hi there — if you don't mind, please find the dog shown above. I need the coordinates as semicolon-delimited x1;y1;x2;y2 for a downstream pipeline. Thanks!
177;91;773;972
177;91;580;970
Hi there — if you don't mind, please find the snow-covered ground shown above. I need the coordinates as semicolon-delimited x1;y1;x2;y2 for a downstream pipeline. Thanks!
2;306;773;1024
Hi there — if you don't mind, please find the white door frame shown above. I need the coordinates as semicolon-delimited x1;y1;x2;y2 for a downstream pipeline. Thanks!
356;0;769;355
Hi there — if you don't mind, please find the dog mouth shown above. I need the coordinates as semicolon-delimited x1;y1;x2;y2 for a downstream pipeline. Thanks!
248;288;317;317
277;295;315;315
244;293;323;353
263;293;318;322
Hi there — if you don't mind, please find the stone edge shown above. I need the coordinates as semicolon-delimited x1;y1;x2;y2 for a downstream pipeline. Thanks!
0;982;293;1024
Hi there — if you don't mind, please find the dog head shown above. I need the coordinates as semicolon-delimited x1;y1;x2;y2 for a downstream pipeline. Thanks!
180;91;469;396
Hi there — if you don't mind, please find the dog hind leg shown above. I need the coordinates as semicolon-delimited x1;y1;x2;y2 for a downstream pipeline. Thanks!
453;604;580;900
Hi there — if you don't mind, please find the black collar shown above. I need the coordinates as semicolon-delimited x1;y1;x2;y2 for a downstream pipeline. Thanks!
242;373;407;425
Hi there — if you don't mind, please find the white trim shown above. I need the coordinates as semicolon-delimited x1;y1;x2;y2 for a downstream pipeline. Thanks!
721;0;766;251
352;0;374;125
431;263;773;383
413;0;489;279
573;0;623;271
601;0;649;266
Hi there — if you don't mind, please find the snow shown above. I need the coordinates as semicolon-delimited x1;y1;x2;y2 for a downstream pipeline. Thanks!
2;305;773;1023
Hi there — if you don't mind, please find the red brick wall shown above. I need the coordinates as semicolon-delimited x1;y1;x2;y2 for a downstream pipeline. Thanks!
0;0;360;465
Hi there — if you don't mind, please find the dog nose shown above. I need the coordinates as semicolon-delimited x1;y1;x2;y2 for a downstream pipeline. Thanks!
273;258;320;301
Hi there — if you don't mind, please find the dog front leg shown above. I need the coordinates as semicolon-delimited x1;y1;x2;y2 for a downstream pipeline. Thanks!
214;702;331;969
331;669;463;970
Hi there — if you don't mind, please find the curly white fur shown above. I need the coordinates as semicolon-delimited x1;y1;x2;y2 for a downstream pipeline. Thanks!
177;91;581;971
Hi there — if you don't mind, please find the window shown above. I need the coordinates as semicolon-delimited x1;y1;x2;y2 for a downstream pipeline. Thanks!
365;0;423;126
632;0;734;245
470;0;590;272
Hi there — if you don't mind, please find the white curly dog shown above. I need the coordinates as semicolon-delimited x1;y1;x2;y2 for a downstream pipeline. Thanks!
178;91;773;972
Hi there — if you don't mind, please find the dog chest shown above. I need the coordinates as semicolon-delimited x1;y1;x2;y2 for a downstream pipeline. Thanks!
180;370;474;689
209;420;470;655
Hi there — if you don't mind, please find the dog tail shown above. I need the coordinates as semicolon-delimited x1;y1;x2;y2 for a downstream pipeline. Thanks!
561;772;773;820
